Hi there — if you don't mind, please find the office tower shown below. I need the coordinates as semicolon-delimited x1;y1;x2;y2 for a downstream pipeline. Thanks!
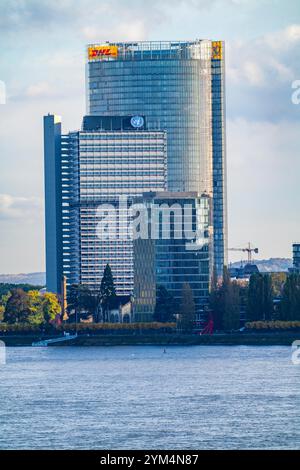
133;191;212;322
292;243;300;273
44;114;167;294
87;40;227;276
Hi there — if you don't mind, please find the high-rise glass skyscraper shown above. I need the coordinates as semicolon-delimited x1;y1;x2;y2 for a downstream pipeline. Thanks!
133;191;212;322
87;40;227;276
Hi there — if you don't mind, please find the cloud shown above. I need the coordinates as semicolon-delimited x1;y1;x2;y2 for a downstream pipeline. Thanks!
0;0;255;39
227;24;300;89
81;19;148;42
25;82;53;98
262;24;300;51
0;194;43;221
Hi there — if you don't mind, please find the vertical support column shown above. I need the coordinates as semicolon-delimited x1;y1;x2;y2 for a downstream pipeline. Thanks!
44;114;63;294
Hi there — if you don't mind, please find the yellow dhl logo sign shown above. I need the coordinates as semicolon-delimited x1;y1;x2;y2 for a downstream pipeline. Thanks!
212;41;222;60
88;45;118;60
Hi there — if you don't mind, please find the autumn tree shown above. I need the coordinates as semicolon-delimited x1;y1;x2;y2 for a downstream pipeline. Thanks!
4;289;31;324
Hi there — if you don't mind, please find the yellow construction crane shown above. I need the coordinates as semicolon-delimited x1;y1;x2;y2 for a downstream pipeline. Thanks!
228;242;259;264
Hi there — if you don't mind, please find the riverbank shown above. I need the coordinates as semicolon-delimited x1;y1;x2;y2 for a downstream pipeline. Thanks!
1;331;299;346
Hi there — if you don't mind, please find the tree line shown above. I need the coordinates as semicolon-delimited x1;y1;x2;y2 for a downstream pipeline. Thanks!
210;269;300;330
1;266;299;330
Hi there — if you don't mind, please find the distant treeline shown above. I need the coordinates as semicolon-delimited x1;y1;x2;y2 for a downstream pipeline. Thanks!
0;283;43;297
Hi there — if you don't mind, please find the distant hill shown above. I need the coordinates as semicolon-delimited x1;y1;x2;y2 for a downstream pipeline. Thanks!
230;258;292;273
0;272;46;286
0;260;293;286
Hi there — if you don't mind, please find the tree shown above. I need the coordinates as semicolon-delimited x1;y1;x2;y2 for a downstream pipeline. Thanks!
209;266;241;331
247;273;274;321
247;274;263;321
0;292;11;322
270;273;287;298
209;266;223;330
42;292;61;323
0;283;43;297
4;289;31;324
223;282;240;331
67;284;96;322
281;274;300;321
98;264;117;322
27;290;45;326
179;283;196;332
154;286;176;323
262;275;274;321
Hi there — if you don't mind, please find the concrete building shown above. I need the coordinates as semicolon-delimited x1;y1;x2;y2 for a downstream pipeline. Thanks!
44;114;167;294
292;243;300;273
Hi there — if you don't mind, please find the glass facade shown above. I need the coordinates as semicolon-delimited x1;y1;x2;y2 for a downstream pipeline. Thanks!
87;40;227;276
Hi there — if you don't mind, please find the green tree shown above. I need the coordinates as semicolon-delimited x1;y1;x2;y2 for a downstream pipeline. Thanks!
179;283;196;332
42;292;61;323
154;286;176;323
262;275;274;321
222;268;241;331
0;291;11;322
209;266;241;330
4;289;31;324
98;264;117;322
247;273;274;321
209;266;223;329
247;274;263;321
0;283;43;297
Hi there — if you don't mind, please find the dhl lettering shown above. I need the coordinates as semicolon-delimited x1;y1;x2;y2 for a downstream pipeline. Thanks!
88;46;118;60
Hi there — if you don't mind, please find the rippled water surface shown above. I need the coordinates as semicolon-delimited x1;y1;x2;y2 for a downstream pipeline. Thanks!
0;346;299;449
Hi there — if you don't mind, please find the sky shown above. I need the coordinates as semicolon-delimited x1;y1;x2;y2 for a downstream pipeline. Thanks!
0;0;299;273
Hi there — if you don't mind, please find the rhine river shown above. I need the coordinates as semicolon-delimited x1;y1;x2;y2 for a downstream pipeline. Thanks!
0;346;299;449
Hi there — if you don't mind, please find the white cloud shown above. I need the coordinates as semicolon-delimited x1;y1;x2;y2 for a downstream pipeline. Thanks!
227;24;300;89
81;19;147;42
25;82;52;98
262;24;300;51
227;118;300;260
0;194;43;221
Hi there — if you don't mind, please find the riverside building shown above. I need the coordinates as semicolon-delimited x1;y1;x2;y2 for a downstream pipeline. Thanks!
133;191;213;322
87;40;227;277
44;114;167;294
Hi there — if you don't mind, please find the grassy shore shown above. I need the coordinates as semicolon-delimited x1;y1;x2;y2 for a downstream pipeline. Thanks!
1;331;299;347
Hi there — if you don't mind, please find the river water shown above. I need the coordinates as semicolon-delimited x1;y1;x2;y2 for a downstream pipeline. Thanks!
0;346;299;449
